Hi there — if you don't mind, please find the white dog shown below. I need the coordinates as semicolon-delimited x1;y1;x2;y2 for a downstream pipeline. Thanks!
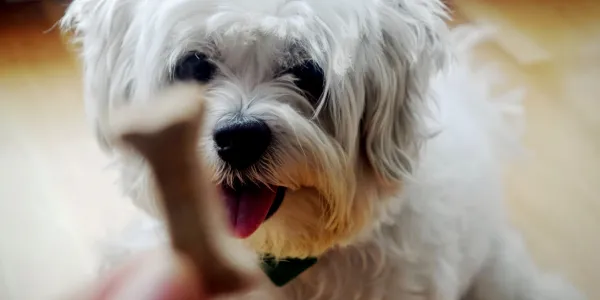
61;0;584;299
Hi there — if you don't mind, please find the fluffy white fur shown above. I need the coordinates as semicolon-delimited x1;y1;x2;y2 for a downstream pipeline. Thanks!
61;0;585;299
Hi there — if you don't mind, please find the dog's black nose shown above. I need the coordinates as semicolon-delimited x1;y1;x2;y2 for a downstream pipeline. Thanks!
213;118;272;170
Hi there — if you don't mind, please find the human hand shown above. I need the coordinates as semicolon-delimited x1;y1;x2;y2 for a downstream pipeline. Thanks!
69;250;205;300
69;249;284;300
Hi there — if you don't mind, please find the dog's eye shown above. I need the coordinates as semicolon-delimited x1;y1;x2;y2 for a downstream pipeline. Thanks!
174;52;216;82
286;60;325;104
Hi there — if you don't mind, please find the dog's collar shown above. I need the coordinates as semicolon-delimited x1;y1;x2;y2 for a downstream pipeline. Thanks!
260;255;318;287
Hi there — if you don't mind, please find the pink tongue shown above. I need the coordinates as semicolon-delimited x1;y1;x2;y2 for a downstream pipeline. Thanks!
221;185;277;238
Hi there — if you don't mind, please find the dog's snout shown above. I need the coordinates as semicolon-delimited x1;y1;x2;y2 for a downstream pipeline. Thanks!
213;118;272;170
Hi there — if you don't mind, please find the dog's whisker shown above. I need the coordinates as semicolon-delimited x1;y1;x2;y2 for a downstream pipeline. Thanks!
289;122;310;166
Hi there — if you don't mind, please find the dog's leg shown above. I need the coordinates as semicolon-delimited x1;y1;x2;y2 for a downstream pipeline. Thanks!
469;229;585;300
397;269;462;300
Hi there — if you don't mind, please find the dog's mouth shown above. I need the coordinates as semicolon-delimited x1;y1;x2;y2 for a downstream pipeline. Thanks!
219;180;286;238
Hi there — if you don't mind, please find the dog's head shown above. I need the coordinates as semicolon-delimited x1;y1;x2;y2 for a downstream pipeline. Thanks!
62;0;449;258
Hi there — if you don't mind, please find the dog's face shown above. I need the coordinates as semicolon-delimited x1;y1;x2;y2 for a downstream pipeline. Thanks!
62;0;449;258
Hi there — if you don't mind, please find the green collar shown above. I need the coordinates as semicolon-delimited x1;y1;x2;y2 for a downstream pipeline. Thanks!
260;255;318;287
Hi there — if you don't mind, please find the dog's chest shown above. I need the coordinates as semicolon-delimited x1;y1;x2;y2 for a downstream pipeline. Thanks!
280;241;429;300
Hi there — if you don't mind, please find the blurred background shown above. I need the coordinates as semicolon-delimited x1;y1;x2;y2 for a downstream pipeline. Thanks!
0;0;598;299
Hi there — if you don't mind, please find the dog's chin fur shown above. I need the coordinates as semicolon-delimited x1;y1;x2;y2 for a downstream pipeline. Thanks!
61;0;585;299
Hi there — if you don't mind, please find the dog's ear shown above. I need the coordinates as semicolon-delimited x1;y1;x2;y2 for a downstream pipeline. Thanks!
361;0;449;185
61;0;135;150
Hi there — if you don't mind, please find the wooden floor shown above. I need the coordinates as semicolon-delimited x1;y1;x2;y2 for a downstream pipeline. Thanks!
452;1;600;299
0;1;598;299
